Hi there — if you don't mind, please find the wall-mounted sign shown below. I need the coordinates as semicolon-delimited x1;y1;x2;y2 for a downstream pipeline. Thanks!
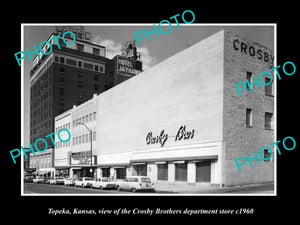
146;125;195;147
232;39;274;65
70;151;96;165
117;56;142;76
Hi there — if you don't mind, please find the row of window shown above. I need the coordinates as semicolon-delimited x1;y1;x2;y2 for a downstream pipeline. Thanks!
246;109;273;129
54;55;105;73
56;123;71;134
55;132;96;149
246;71;273;96
73;112;96;127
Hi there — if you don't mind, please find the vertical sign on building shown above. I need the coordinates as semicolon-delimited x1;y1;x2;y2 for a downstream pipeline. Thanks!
114;55;143;85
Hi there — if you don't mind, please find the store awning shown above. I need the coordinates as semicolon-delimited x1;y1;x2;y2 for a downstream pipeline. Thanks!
173;161;185;164
131;162;146;165
39;171;50;175
70;167;82;170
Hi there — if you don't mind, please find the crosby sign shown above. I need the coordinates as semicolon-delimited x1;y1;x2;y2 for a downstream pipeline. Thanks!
232;38;274;65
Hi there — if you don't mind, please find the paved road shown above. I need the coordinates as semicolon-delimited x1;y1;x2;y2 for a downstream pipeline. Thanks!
201;183;274;194
24;182;274;194
24;183;157;194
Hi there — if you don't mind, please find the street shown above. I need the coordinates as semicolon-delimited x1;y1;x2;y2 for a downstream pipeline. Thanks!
24;182;274;194
24;183;153;194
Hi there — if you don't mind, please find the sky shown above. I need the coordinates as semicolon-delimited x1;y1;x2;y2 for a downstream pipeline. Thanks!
22;24;275;145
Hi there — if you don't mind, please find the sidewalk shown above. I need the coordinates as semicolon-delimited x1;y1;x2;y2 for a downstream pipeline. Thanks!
153;182;275;194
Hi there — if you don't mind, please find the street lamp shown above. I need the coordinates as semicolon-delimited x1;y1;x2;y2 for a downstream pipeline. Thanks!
75;122;93;178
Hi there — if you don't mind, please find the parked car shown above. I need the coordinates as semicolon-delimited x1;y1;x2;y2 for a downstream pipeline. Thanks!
33;177;45;183
24;175;34;183
91;177;116;190
74;177;94;188
49;177;65;185
64;178;75;186
42;178;51;184
116;176;155;192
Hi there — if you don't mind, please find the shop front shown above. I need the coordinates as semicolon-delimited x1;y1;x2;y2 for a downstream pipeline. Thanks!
69;151;97;178
128;141;222;185
96;165;128;180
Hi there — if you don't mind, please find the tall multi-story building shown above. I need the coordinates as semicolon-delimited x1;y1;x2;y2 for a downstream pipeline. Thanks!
29;26;142;174
54;30;274;187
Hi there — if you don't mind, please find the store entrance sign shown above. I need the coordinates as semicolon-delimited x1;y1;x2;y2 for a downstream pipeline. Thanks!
70;151;96;165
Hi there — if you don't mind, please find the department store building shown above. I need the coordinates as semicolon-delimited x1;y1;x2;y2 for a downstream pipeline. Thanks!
54;30;275;186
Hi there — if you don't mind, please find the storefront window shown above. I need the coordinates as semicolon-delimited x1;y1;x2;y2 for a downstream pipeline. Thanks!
157;163;168;181
175;162;187;181
116;168;126;179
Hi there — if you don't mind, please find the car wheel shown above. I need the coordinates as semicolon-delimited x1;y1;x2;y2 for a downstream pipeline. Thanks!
131;188;136;193
117;186;122;191
100;186;103;190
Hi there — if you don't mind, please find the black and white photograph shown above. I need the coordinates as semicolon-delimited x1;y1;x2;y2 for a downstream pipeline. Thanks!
3;5;298;221
21;24;276;196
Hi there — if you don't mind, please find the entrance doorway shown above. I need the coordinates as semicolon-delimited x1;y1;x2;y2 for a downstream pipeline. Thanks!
157;163;168;181
196;161;211;182
116;168;126;179
175;162;187;181
132;164;147;176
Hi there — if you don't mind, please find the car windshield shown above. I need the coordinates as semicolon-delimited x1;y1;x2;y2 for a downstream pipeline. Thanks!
85;178;94;180
141;178;151;183
102;178;110;182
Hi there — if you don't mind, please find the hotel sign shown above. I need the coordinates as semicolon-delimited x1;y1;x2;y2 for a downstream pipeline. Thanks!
117;56;142;76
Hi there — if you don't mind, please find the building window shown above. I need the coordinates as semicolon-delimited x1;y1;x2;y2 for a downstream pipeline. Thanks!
77;81;83;88
93;132;96;141
246;108;253;127
59;88;64;95
78;61;82;68
99;65;104;73
77;71;83;78
77;44;84;52
94;74;99;81
265;112;273;129
246;71;252;90
78;91;82;98
263;149;271;161
157;163;168;181
95;65;99;72
94;84;99;91
93;112;96;120
83;62;93;70
59;98;64;106
59;67;65;74
59;77;64;84
60;57;65;64
93;48;100;56
66;58;76;66
265;77;273;96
